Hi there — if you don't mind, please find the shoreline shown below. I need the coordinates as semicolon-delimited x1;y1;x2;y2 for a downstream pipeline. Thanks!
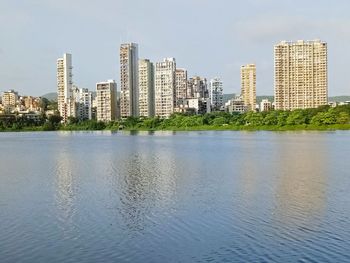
1;124;350;133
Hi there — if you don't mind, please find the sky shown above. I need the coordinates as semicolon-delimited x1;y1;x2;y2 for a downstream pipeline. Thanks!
0;0;350;96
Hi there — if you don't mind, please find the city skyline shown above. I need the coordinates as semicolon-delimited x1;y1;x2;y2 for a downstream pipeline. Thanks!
1;0;350;96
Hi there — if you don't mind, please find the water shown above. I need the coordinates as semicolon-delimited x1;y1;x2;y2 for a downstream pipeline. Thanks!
0;131;349;262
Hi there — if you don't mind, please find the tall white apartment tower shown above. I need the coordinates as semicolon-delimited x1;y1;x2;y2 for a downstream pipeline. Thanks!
72;86;93;120
241;64;256;111
139;59;155;117
120;43;139;118
57;53;74;122
175;69;188;106
210;77;223;111
274;40;328;110
155;58;176;118
96;80;117;122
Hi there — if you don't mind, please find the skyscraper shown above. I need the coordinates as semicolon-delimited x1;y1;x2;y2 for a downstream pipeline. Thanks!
57;53;74;122
241;64;256;111
155;58;176;118
138;59;155;117
120;43;139;118
210;77;223;111
96;80;117;122
175;69;188;106
187;76;208;99
274;40;328;110
72;86;93;120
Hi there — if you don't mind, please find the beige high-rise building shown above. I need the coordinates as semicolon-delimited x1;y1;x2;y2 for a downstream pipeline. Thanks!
57;53;75;122
241;64;256;111
120;43;139;118
274;40;328;110
175;69;187;106
2;90;18;112
138;59;155;117
96;80;117;122
2;90;18;107
155;58;176;118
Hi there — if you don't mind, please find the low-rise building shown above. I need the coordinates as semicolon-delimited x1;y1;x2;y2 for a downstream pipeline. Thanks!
226;96;248;114
260;99;272;112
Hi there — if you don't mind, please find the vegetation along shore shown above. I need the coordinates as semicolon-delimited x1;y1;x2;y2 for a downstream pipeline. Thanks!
0;104;350;132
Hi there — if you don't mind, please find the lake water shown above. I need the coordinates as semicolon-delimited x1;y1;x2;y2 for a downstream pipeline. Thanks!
0;131;349;262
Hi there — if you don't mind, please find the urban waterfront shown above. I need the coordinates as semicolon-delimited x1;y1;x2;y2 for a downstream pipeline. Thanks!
0;131;350;262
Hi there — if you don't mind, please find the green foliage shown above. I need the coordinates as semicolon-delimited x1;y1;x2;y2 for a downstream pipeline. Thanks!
1;104;350;132
244;111;264;126
286;110;309;125
337;112;350;124
212;117;226;126
311;111;337;125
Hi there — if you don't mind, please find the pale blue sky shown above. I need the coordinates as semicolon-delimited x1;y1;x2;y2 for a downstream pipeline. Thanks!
0;0;349;96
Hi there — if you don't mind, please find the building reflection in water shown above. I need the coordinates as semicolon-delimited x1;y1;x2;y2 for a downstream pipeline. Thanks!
274;135;328;228
54;142;76;228
109;136;177;233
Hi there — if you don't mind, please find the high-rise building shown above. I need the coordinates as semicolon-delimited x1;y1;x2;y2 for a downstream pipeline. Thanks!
120;43;139;118
175;69;188;106
187;76;208;99
241;64;256;111
274;40;328;110
57;53;75;122
96;80;117;122
138;59;155;117
155;58;176;118
210;77;223;111
72;86;93;120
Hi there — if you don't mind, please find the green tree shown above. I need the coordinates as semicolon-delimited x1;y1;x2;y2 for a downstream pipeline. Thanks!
337;112;350;124
244;111;263;126
277;111;290;126
286;110;308;125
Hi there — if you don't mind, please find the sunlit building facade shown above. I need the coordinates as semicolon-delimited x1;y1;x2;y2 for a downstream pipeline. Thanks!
241;64;256;111
138;59;155;117
96;80;117;122
57;53;75;122
155;58;176;118
274;40;328;110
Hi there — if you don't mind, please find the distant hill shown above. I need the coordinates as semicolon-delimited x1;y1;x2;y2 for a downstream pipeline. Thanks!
329;96;350;102
42;92;57;101
223;93;235;103
42;92;350;104
224;95;350;104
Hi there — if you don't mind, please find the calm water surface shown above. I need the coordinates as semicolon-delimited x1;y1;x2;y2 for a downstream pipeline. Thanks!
0;131;349;262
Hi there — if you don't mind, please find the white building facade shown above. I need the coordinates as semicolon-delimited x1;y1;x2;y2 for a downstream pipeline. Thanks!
155;58;176;118
210;77;223;111
57;53;75;122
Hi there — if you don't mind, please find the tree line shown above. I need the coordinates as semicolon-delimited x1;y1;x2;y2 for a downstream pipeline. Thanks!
0;104;349;131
